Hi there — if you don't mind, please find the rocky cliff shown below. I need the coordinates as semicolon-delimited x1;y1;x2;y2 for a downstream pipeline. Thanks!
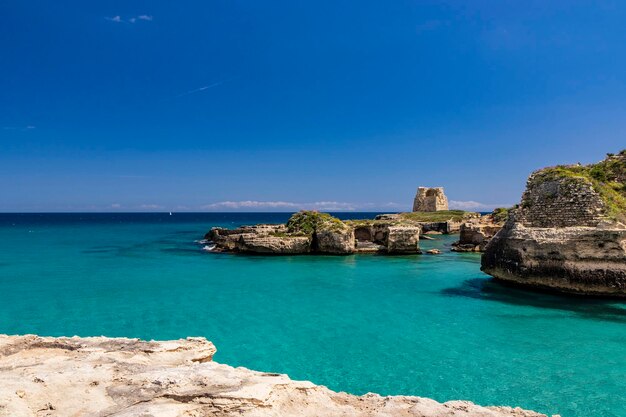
482;151;626;296
0;335;555;417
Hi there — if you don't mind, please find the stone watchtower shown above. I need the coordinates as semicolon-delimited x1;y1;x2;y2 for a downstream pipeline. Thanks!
413;187;449;212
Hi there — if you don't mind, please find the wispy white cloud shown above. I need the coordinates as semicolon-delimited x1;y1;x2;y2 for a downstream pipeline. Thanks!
449;200;512;211
176;81;226;98
203;201;298;210
139;204;164;210
110;203;122;209
2;125;36;131
106;15;153;24
202;200;405;212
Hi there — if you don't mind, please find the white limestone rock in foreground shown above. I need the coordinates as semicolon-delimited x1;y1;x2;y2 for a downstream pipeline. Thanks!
0;335;556;417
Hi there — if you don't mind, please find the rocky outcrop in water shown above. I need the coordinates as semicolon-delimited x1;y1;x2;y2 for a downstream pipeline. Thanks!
238;233;312;254
374;212;479;234
481;151;626;296
206;211;483;256
207;211;422;255
0;334;556;417
452;209;508;252
315;221;355;254
386;225;422;253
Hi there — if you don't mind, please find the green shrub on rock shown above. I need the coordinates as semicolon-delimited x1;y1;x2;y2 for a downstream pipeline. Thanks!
399;210;478;222
286;211;346;235
491;207;511;224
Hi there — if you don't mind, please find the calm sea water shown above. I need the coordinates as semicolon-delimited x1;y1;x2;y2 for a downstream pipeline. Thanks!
0;213;624;417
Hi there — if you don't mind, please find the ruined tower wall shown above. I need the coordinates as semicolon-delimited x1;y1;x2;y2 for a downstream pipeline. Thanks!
413;187;449;212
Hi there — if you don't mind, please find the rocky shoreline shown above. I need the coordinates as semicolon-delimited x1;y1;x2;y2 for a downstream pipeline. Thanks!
0;334;556;417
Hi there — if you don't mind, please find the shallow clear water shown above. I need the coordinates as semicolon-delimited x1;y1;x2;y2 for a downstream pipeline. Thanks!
0;213;624;417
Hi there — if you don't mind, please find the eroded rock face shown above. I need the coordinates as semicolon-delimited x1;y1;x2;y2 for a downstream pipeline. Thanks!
453;214;505;253
376;212;480;234
207;225;290;252
206;211;423;255
482;153;626;296
238;234;312;254
0;335;554;417
482;221;626;296
386;226;422;253
315;225;355;254
207;224;312;254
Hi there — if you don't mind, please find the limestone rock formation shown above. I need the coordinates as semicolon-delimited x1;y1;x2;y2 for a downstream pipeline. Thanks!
413;187;449;212
208;225;289;252
238;234;312;254
375;211;479;234
315;222;355;254
207;211;424;255
0;334;555;417
452;209;507;252
482;151;626;296
386;225;422;253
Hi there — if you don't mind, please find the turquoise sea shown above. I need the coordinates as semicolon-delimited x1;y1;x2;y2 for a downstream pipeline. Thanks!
0;213;624;417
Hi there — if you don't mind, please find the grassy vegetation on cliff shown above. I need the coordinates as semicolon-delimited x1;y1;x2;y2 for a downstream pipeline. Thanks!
286;211;346;234
399;210;478;222
344;211;478;227
491;207;511;223
532;150;626;222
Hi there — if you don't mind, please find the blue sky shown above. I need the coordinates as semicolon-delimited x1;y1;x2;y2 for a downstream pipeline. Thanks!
1;1;625;212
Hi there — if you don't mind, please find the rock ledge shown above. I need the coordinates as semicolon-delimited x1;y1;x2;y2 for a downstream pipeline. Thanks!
0;335;555;417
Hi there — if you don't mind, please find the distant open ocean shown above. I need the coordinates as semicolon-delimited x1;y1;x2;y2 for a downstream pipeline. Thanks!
0;213;624;417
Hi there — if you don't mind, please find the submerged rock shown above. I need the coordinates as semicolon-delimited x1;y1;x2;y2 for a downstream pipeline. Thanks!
481;151;626;296
0;334;555;417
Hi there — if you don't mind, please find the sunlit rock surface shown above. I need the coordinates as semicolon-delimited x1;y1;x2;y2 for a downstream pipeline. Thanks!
0;335;555;417
482;151;626;296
